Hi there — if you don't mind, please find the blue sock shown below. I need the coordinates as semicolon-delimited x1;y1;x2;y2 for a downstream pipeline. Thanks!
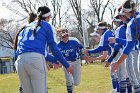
126;78;132;93
67;86;73;93
19;87;24;93
112;75;117;89
112;79;117;89
116;79;120;92
134;84;140;93
119;80;127;93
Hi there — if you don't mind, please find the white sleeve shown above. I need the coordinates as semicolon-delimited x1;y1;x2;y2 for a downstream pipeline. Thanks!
115;27;120;38
69;37;80;43
126;22;132;41
98;34;105;46
50;24;57;43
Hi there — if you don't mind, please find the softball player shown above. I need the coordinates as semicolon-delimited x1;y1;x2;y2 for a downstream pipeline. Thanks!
107;14;133;93
13;12;37;93
57;29;83;93
89;31;119;93
83;22;120;93
15;6;73;93
84;22;114;56
88;31;108;63
13;12;37;61
111;1;140;92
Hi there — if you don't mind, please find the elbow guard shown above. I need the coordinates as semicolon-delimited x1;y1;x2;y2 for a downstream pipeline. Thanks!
107;49;119;63
111;49;119;59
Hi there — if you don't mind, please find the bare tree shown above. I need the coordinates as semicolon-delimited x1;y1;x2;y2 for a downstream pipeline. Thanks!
136;0;140;6
68;0;83;36
51;0;62;27
11;0;48;14
0;19;19;49
108;3;116;19
136;0;140;11
90;0;110;22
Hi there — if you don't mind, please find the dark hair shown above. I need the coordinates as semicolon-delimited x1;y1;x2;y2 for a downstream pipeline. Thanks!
28;13;37;23
13;12;37;50
124;23;127;28
107;24;112;30
118;6;122;12
123;0;138;39
114;15;120;19
123;0;136;10
33;6;51;36
98;22;108;27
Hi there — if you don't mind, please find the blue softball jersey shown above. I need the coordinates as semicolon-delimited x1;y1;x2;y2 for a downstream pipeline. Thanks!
58;39;83;61
123;13;140;55
107;24;127;63
88;29;115;55
17;20;70;68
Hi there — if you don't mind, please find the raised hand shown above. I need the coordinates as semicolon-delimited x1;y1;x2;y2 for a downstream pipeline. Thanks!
83;55;92;64
104;61;111;67
53;63;62;70
85;57;94;63
46;62;51;71
84;49;89;55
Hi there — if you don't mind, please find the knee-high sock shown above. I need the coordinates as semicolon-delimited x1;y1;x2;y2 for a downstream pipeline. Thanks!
134;84;140;93
126;78;132;93
119;80;127;93
19;87;24;93
112;75;117;89
116;79;120;92
67;85;73;93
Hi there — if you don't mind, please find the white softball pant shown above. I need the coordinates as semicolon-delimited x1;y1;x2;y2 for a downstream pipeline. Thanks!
126;50;140;86
110;51;127;81
115;52;127;81
63;59;81;86
15;52;47;93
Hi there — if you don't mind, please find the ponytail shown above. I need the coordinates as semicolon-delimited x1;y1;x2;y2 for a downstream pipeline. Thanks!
124;23;127;29
131;2;138;40
33;6;51;36
13;12;37;50
13;27;25;50
33;13;42;36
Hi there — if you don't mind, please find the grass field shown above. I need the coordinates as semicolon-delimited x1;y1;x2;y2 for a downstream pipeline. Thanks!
0;62;112;93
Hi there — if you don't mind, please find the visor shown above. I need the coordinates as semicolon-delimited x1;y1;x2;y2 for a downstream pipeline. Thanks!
90;32;100;37
42;12;51;17
122;7;132;12
118;10;125;16
112;18;122;22
95;26;107;30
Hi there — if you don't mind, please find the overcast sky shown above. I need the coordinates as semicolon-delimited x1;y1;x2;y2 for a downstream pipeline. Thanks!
0;0;120;22
0;0;12;19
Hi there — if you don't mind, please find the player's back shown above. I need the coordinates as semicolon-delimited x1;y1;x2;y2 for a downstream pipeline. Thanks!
17;20;54;55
